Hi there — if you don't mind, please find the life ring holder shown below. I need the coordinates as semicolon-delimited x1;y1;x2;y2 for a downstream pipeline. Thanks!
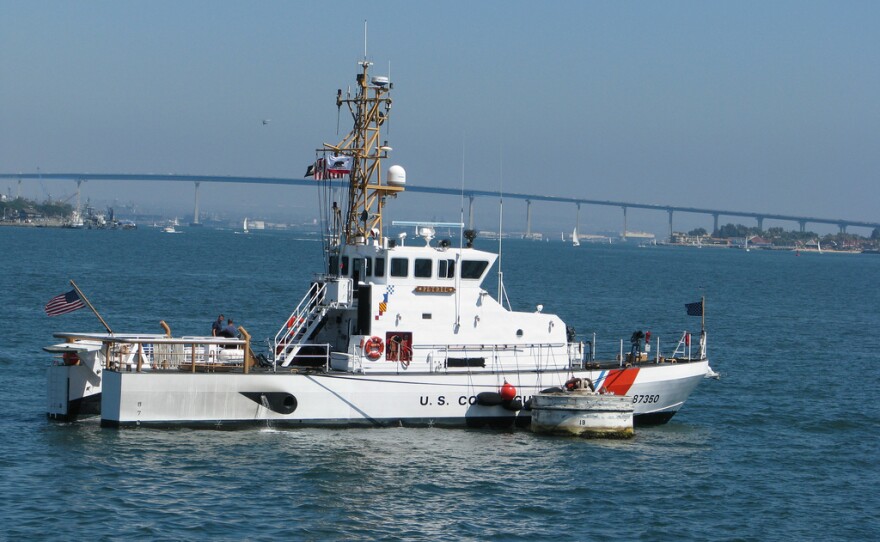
362;336;384;360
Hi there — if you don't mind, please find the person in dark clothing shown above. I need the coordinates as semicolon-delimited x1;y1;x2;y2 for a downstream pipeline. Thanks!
212;314;225;336
218;318;238;339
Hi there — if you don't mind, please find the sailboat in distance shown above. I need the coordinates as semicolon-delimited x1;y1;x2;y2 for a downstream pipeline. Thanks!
572;227;580;247
235;218;250;235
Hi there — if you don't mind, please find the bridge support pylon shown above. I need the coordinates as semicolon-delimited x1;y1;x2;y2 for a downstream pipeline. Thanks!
526;200;532;238
192;181;201;226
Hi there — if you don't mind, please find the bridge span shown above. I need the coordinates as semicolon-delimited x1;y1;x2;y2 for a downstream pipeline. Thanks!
2;172;878;238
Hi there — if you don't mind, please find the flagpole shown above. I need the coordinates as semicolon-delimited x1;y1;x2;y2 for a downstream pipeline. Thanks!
69;280;113;334
701;295;706;331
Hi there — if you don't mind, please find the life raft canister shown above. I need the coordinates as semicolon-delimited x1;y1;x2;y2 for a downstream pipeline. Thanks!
362;336;384;360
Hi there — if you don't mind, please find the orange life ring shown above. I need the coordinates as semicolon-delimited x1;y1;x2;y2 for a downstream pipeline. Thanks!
363;336;383;360
287;316;305;328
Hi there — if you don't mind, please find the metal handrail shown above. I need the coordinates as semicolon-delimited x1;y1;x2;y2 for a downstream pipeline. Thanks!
274;282;327;365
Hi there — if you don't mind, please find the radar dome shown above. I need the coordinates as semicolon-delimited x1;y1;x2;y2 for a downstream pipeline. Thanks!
387;165;406;187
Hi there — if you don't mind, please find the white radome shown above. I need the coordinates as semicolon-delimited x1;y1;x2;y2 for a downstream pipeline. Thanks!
387;165;406;187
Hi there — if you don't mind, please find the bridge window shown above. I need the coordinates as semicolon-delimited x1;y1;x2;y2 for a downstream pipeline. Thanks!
329;255;339;275
414;258;432;278
438;259;455;279
461;260;489;280
353;258;368;280
390;258;408;277
374;258;385;277
341;257;350;276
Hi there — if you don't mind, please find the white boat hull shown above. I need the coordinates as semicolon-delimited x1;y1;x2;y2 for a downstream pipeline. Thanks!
98;361;707;428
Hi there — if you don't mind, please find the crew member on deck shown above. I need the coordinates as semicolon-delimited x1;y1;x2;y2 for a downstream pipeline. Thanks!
212;314;225;336
218;318;238;339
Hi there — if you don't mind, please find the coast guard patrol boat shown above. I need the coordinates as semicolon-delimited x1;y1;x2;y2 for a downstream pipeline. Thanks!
45;58;710;428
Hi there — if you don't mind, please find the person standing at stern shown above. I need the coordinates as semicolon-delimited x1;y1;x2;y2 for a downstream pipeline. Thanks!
211;314;224;336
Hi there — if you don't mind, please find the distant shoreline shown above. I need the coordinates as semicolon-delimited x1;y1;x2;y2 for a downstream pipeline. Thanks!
0;220;65;228
663;242;865;254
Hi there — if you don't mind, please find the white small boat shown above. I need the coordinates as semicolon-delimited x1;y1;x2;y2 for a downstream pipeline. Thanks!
235;218;250;235
530;379;633;438
162;226;181;234
572;228;580;247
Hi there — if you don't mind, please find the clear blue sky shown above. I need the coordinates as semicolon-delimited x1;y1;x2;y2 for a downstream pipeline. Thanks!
1;1;878;234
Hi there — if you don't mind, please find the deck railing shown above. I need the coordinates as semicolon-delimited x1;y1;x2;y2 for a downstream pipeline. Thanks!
54;331;255;373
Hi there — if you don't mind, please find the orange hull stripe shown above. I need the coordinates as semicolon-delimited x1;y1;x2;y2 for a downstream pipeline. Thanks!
602;368;640;395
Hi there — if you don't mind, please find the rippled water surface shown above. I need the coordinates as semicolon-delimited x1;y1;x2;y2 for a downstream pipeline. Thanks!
1;227;878;540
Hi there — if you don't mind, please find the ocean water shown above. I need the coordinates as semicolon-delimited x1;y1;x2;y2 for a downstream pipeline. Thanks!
1;226;878;541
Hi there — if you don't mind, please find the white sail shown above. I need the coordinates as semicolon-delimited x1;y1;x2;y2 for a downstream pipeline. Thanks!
243;217;249;233
572;228;580;247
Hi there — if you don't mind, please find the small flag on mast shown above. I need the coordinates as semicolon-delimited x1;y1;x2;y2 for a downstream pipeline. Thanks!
325;154;352;176
685;300;704;316
45;289;86;317
306;155;352;180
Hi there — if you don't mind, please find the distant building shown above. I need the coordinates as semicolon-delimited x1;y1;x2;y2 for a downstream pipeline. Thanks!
730;236;772;249
19;208;41;222
671;232;714;245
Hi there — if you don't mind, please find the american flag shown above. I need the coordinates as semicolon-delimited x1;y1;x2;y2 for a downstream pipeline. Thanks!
307;158;328;180
45;289;85;317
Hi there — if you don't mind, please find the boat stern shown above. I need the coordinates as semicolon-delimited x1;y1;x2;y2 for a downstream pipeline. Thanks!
45;340;104;422
46;362;102;422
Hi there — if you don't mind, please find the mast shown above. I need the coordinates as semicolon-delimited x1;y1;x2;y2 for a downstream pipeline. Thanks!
324;59;401;247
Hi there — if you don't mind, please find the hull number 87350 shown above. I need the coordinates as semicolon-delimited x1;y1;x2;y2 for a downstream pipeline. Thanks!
632;394;660;404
